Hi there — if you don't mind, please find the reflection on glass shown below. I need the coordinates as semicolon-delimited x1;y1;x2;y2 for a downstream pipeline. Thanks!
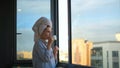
58;0;68;63
71;0;120;67
91;47;103;68
17;0;50;60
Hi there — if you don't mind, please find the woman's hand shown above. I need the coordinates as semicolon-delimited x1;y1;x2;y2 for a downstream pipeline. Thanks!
47;34;54;50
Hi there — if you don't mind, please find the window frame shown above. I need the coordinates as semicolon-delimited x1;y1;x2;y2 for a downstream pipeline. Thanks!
68;0;72;64
69;0;120;67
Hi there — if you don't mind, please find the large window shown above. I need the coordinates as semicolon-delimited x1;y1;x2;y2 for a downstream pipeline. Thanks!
71;0;120;67
16;0;120;68
17;0;51;60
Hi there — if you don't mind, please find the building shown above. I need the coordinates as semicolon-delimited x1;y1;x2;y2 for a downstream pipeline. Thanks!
116;33;120;41
72;39;93;66
91;41;120;68
17;51;32;60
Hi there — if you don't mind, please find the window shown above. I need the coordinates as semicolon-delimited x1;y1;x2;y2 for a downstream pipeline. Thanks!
91;47;102;56
112;51;119;68
17;0;51;60
58;0;68;63
91;47;103;68
112;51;118;57
113;62;119;68
71;0;120;67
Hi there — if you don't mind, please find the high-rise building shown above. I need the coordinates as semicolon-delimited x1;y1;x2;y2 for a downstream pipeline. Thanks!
72;39;93;66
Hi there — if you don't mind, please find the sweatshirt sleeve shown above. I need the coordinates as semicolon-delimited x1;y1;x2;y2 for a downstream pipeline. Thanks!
35;41;54;62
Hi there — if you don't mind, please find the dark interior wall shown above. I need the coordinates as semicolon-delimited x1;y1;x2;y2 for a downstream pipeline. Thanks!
0;0;15;68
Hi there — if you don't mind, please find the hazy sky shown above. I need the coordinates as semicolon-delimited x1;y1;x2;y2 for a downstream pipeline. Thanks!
17;0;51;51
17;0;50;30
71;0;120;42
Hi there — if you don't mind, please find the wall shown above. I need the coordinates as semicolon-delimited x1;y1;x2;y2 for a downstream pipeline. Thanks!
0;0;15;68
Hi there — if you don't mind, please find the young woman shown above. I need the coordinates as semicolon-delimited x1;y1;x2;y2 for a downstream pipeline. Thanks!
32;17;59;68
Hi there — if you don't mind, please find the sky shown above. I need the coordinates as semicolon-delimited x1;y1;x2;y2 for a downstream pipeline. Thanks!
17;0;120;51
17;0;51;51
71;0;120;42
17;0;50;30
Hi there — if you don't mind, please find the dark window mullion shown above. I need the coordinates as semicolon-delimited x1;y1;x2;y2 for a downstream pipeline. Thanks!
68;0;72;64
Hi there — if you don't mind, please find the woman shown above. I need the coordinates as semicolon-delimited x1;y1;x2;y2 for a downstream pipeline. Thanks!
32;17;59;68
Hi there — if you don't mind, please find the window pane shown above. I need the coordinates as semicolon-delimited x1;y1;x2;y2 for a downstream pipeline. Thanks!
58;0;68;63
71;0;120;67
113;62;119;68
17;0;50;60
112;51;118;57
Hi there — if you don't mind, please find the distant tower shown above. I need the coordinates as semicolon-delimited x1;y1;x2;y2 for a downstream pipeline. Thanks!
74;45;81;64
72;39;93;66
115;33;120;41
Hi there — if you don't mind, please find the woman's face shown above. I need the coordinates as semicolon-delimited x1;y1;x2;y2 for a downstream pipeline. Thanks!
40;27;52;40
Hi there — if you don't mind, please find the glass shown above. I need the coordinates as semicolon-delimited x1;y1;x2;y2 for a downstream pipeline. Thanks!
112;51;118;57
17;0;50;60
113;62;119;68
58;0;68;63
71;0;120;68
91;47;103;68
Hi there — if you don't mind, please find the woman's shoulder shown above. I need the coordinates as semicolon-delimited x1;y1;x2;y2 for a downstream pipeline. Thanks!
36;39;47;49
